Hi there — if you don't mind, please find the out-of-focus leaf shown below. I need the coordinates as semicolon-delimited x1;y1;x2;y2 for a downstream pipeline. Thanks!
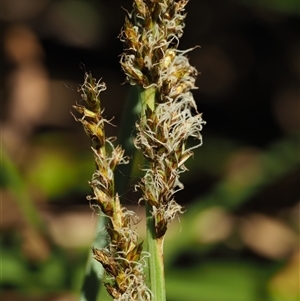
26;139;93;198
1;249;28;287
1;148;47;233
166;260;271;301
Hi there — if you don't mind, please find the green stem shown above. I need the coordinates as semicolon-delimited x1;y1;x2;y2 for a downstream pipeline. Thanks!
146;203;166;301
140;87;166;301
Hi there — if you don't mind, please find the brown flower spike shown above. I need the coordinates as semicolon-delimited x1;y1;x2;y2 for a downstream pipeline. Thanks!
120;0;205;238
73;73;151;300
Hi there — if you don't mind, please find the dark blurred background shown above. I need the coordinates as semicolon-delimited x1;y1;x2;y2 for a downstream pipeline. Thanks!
1;1;299;301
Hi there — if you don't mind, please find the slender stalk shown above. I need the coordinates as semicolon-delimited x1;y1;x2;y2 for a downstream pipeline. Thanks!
140;86;166;300
146;203;166;301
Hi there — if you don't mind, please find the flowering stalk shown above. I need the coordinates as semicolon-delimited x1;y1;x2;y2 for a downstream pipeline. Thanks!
75;1;205;300
120;0;205;299
73;73;151;300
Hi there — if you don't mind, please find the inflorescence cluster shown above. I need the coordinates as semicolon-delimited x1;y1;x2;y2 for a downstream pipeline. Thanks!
73;74;151;300
120;0;205;238
74;0;205;299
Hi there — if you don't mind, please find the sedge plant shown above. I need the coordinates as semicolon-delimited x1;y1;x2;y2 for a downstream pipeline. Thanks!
73;1;205;300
